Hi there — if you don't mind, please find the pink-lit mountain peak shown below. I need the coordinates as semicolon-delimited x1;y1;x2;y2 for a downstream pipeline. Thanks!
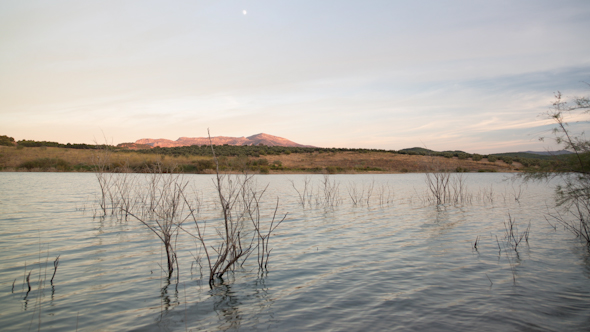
135;133;313;148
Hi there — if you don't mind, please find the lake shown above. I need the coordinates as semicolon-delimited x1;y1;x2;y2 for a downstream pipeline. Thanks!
1;172;589;331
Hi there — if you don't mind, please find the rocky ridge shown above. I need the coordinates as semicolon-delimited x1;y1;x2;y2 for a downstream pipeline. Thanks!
134;133;313;148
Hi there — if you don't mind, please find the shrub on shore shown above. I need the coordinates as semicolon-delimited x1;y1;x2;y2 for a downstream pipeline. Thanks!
18;158;71;171
0;135;15;146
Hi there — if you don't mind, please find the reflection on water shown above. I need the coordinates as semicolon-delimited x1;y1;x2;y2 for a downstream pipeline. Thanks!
1;172;590;331
212;284;243;330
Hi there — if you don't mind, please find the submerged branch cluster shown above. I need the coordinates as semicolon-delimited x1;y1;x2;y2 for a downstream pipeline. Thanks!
92;134;287;287
423;155;471;206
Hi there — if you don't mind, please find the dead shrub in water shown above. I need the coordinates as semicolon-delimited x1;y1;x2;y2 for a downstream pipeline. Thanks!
376;182;395;206
346;179;376;207
320;174;341;208
289;176;313;208
424;172;470;206
93;131;287;287
503;213;530;251
183;130;287;286
494;214;530;285
93;141;115;216
121;166;189;281
346;182;365;206
425;171;451;205
421;150;473;206
245;189;287;270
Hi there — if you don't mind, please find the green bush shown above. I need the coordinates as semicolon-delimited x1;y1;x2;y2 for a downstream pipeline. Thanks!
19;158;71;171
73;164;93;171
472;154;482;161
194;159;215;171
353;166;382;172
0;135;15;146
178;164;199;173
487;155;497;162
501;156;513;164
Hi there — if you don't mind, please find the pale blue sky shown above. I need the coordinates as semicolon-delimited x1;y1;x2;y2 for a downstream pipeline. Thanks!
1;0;589;153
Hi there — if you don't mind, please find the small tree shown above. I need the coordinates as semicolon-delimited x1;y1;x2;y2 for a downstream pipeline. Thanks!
525;88;590;244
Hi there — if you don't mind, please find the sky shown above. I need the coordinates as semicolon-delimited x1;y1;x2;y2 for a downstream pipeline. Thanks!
1;0;589;153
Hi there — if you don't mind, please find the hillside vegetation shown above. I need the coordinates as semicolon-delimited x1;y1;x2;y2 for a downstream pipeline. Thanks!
0;136;564;174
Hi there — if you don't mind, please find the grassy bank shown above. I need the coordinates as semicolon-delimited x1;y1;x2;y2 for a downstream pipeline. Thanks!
0;145;523;173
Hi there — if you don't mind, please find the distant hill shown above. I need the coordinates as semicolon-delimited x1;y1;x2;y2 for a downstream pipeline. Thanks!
488;151;574;160
398;147;435;154
398;147;470;156
521;150;573;156
132;133;314;148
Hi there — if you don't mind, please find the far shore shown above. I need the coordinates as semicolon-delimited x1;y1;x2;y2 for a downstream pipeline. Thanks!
1;146;522;174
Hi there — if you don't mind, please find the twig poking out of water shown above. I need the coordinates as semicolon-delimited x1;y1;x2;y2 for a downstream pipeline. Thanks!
544;215;557;231
346;182;364;206
511;182;525;203
321;174;341;208
289;177;312;208
473;236;480;251
504;213;530;251
50;255;60;285
12;278;16;293
485;273;493;287
346;180;377;207
365;179;375;206
24;271;32;299
477;185;495;205
497;215;528;285
248;195;287;270
183;283;188;332
377;183;395;206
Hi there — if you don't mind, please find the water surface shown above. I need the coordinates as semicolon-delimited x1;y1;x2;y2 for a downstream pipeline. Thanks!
1;172;589;331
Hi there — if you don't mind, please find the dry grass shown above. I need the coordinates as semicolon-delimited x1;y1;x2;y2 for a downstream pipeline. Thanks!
265;151;519;173
0;146;211;171
0;146;521;173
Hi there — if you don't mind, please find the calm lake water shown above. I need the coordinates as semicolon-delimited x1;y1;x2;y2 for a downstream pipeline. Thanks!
1;172;589;331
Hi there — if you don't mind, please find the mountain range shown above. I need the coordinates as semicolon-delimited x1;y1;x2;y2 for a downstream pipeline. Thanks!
133;133;314;148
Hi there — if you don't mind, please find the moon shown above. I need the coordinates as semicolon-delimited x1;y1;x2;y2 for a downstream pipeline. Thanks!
243;10;247;15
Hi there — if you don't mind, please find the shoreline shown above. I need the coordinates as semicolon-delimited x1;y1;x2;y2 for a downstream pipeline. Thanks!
0;146;525;174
